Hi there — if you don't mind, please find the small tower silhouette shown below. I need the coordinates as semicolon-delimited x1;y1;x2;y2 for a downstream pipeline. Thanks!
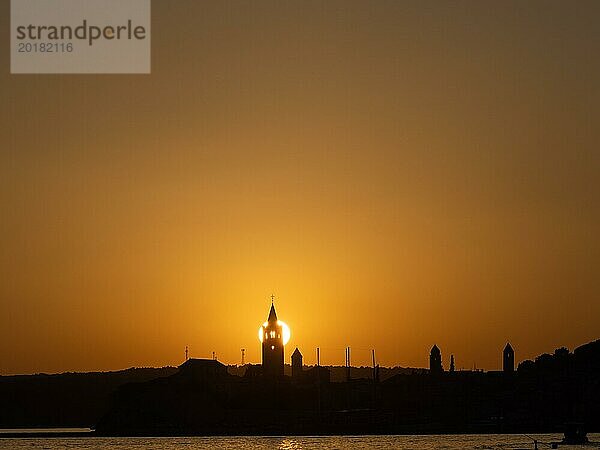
430;344;443;374
503;342;515;373
261;299;285;378
291;347;303;380
450;354;455;372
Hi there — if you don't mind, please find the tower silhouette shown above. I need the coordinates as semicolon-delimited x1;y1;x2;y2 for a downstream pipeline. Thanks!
430;344;443;374
291;347;303;380
261;300;284;378
503;342;515;373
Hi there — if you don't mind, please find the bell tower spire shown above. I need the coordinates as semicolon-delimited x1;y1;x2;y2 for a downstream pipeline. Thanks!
261;295;284;378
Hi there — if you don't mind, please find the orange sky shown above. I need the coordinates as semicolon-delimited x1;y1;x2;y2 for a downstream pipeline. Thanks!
1;1;599;375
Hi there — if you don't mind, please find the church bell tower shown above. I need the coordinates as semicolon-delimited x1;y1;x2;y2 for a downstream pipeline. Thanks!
503;342;515;373
261;299;285;378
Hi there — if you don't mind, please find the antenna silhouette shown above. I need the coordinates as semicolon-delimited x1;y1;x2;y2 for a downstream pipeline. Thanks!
185;346;189;361
372;349;376;380
345;347;351;381
241;348;245;365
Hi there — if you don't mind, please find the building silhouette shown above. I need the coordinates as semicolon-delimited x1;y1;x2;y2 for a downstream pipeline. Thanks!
291;347;303;380
179;358;227;380
449;354;455;372
503;342;515;373
260;301;284;378
430;344;443;374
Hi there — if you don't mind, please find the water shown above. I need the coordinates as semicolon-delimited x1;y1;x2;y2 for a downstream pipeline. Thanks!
0;434;598;449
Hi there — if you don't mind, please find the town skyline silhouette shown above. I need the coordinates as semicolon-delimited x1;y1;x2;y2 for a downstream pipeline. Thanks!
2;298;597;438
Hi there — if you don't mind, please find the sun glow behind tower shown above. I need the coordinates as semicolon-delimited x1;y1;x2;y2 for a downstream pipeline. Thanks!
258;320;290;345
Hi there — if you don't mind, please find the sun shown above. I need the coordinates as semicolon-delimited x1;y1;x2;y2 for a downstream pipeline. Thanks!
258;320;291;345
279;321;291;345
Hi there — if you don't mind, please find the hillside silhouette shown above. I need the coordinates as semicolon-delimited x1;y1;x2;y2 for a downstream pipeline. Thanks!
0;367;176;428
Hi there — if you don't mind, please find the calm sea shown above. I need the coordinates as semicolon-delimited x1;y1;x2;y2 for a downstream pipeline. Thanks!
0;434;599;449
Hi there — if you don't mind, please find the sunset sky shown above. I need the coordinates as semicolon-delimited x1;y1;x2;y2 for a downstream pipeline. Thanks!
1;1;599;375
